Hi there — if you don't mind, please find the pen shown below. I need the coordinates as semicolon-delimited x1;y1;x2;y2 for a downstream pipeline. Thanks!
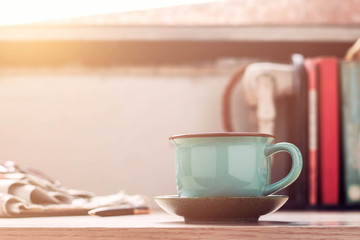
88;206;150;217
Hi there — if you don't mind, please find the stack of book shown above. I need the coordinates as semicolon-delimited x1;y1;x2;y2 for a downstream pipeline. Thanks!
304;56;340;207
222;43;360;208
294;41;360;208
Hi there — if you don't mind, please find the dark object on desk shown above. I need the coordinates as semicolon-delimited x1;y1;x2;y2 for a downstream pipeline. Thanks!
291;53;309;208
88;206;151;217
273;54;309;209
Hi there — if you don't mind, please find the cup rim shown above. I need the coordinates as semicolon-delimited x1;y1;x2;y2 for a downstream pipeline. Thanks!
169;132;275;140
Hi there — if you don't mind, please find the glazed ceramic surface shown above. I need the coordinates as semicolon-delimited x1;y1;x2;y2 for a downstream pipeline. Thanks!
154;195;289;222
170;133;302;197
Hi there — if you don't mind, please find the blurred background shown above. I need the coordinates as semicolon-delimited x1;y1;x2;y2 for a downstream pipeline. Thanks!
0;0;359;208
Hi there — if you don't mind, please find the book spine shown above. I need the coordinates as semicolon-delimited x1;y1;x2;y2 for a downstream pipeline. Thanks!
316;57;340;206
340;61;360;205
292;53;309;208
304;59;318;207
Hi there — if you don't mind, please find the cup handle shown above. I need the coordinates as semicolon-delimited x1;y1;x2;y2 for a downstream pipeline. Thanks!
263;142;303;195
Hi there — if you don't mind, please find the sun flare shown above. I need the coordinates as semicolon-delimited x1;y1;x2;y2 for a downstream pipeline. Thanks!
0;0;218;26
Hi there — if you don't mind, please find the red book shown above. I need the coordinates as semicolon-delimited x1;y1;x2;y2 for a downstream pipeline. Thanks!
314;57;340;206
304;59;319;206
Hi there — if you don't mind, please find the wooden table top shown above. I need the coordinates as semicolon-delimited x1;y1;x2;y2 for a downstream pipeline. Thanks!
0;210;360;240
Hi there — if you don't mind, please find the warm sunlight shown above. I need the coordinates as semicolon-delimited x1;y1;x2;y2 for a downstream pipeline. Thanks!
0;0;219;26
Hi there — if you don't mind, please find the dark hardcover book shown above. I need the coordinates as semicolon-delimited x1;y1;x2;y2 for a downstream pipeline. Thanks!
340;61;360;205
271;54;309;209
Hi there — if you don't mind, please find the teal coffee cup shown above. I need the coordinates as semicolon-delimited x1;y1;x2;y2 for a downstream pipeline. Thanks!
170;132;302;197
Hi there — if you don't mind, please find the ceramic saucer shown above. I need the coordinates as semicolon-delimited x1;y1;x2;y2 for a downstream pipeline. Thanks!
154;195;288;223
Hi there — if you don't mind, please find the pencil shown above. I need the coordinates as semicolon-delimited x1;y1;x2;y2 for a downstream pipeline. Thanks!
88;206;150;217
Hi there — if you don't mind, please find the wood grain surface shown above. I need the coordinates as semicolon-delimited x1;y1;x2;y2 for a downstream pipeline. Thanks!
0;211;360;240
